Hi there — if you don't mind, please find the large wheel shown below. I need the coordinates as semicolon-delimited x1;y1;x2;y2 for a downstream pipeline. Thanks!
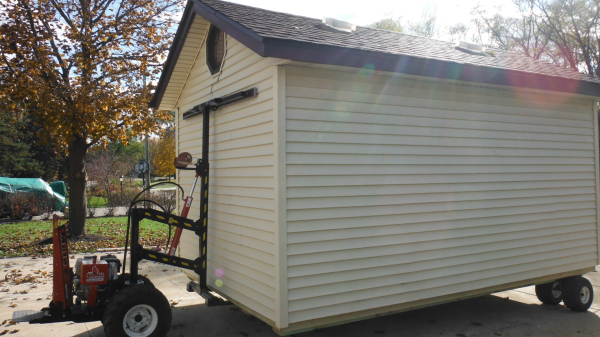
562;276;594;312
103;285;172;337
535;281;563;305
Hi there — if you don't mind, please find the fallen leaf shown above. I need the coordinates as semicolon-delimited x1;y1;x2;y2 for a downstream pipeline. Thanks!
0;330;8;336
8;303;18;308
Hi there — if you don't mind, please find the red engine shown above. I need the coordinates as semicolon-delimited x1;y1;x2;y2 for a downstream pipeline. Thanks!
79;259;109;286
73;255;120;309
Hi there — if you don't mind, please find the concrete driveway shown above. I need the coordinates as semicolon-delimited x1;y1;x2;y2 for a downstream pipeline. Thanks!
1;255;599;337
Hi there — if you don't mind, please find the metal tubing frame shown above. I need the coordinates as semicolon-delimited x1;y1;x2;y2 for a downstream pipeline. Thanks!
197;105;210;289
129;209;202;281
129;105;211;291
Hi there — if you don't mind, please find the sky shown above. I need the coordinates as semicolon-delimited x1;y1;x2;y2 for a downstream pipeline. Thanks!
223;0;522;41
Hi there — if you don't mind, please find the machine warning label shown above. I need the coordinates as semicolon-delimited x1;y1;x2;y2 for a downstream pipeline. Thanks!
86;266;105;283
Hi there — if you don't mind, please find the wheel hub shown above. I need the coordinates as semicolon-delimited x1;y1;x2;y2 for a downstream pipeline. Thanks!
552;281;562;299
580;287;591;304
123;304;158;337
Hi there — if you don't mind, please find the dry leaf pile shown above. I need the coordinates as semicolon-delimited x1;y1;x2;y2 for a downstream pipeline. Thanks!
2;270;45;285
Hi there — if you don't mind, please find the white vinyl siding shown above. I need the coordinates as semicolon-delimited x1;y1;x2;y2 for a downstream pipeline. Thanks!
284;65;598;324
174;16;282;323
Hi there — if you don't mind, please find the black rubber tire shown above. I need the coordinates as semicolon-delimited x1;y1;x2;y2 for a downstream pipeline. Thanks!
562;276;594;312
535;281;563;305
103;285;172;337
120;273;155;288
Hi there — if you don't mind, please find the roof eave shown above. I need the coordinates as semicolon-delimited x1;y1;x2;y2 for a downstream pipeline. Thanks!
149;1;195;110
150;0;264;110
263;37;600;98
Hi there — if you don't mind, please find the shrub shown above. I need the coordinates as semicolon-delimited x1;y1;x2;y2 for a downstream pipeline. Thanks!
0;192;55;220
0;194;9;218
33;194;55;220
105;192;121;217
151;190;176;214
121;187;143;214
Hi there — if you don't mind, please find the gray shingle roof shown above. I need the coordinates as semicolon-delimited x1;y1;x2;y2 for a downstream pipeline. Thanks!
149;0;600;109
200;0;599;85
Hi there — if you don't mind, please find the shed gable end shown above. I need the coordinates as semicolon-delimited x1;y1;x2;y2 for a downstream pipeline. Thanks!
157;14;210;111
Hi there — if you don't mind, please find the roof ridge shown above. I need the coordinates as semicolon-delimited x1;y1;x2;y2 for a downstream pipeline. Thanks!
198;0;323;22
201;0;460;45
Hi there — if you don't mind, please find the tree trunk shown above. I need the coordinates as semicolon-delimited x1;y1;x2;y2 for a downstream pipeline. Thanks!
67;136;88;236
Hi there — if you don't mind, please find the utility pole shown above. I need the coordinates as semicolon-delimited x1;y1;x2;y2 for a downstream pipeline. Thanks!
143;75;151;207
145;134;150;190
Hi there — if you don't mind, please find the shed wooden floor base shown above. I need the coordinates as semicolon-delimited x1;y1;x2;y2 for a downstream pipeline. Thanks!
261;267;591;335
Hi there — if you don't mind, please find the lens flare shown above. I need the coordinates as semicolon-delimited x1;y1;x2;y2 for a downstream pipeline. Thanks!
215;268;224;278
359;64;375;80
216;279;223;287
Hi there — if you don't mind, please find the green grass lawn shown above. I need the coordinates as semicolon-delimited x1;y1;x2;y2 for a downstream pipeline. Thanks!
151;182;177;189
87;195;108;207
66;196;107;207
0;217;174;258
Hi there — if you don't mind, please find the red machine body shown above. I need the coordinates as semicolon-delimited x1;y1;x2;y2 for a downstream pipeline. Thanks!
76;258;109;307
80;259;109;286
52;215;73;310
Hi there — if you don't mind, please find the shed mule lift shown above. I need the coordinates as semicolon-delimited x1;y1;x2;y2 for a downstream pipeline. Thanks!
11;88;257;337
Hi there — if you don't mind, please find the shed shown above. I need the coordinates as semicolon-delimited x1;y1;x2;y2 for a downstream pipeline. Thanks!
150;0;600;334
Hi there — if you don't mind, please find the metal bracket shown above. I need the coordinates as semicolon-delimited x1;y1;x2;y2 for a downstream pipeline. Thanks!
140;248;198;271
187;281;232;307
182;87;258;120
134;208;200;232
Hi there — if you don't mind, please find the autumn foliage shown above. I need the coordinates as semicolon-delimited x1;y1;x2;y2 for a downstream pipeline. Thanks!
151;135;176;178
0;0;180;235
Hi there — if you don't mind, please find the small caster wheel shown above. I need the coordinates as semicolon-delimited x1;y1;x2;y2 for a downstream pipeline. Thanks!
103;285;171;337
535;280;563;305
562;276;594;312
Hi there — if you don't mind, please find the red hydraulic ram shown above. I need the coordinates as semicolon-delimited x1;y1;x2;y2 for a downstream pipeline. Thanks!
168;152;200;256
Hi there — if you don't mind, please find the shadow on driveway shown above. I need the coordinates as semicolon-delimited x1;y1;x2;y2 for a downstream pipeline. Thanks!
75;293;600;337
